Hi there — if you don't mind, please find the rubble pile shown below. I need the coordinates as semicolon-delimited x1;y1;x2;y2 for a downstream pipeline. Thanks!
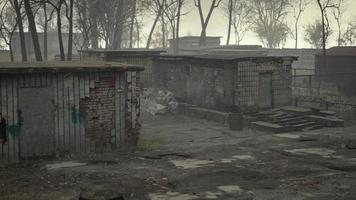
141;88;179;116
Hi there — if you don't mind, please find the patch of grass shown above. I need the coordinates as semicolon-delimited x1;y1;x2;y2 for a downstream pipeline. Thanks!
137;138;166;150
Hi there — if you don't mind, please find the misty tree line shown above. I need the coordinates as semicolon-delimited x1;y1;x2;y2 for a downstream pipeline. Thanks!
0;0;355;62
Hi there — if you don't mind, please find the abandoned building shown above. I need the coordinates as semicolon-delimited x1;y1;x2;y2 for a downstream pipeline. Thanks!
0;61;143;161
80;49;165;87
152;55;296;111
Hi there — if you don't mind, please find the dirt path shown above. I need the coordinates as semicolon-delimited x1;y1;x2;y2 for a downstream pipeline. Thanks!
1;115;356;200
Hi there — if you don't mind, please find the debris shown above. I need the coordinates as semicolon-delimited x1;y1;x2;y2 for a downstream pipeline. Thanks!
141;88;178;115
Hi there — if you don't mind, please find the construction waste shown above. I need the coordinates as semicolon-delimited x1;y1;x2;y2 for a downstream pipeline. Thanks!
141;88;179;116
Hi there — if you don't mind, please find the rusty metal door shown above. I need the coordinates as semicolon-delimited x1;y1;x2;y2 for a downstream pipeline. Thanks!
19;87;55;159
258;73;272;108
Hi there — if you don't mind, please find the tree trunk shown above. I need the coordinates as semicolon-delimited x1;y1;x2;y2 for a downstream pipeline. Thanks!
129;0;137;48
226;0;232;46
89;0;98;49
198;0;217;46
146;7;162;49
175;0;182;54
13;0;27;61
68;0;74;61
43;2;48;60
161;15;166;48
295;21;298;49
9;42;14;62
317;0;326;69
57;7;65;61
24;0;43;61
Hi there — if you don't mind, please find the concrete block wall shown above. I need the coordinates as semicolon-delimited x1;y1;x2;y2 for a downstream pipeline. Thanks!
153;56;293;112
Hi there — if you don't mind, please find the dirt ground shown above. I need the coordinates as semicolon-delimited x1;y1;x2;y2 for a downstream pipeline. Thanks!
1;114;356;200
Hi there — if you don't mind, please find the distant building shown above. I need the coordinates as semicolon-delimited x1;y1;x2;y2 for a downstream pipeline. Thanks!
11;32;83;60
168;36;221;54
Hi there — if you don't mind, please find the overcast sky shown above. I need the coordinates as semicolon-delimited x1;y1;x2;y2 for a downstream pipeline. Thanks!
159;0;356;48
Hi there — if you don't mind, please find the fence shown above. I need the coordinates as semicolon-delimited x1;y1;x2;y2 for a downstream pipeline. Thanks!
292;72;356;120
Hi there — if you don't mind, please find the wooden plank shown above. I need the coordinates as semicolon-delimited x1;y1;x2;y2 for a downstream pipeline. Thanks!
73;74;80;154
68;74;75;154
63;83;70;153
7;77;14;161
57;73;65;151
0;76;3;161
79;74;86;153
12;78;19;161
84;74;90;97
52;74;59;155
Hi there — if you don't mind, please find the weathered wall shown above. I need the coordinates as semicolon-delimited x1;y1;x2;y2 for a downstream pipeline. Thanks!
235;60;292;109
81;52;155;87
153;57;292;111
0;71;140;161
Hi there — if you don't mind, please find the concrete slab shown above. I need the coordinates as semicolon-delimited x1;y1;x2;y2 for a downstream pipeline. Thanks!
274;133;301;139
46;161;87;170
285;148;336;157
171;159;215;169
251;121;286;133
307;115;344;127
217;185;243;194
282;106;313;115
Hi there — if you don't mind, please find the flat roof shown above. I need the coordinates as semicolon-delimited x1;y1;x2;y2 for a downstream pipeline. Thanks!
156;54;298;62
0;61;144;74
79;48;166;55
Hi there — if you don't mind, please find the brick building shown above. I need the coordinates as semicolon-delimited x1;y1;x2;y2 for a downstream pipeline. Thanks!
0;61;143;161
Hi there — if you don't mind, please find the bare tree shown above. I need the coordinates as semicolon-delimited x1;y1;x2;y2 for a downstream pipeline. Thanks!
36;1;55;60
341;20;356;46
163;0;186;53
65;0;74;60
74;0;92;52
46;0;66;61
331;0;345;46
304;20;332;48
316;0;337;57
288;0;312;48
13;0;27;61
222;0;252;45
0;0;18;61
194;0;222;46
225;0;233;45
129;0;137;48
146;0;165;48
250;0;289;48
24;0;43;61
